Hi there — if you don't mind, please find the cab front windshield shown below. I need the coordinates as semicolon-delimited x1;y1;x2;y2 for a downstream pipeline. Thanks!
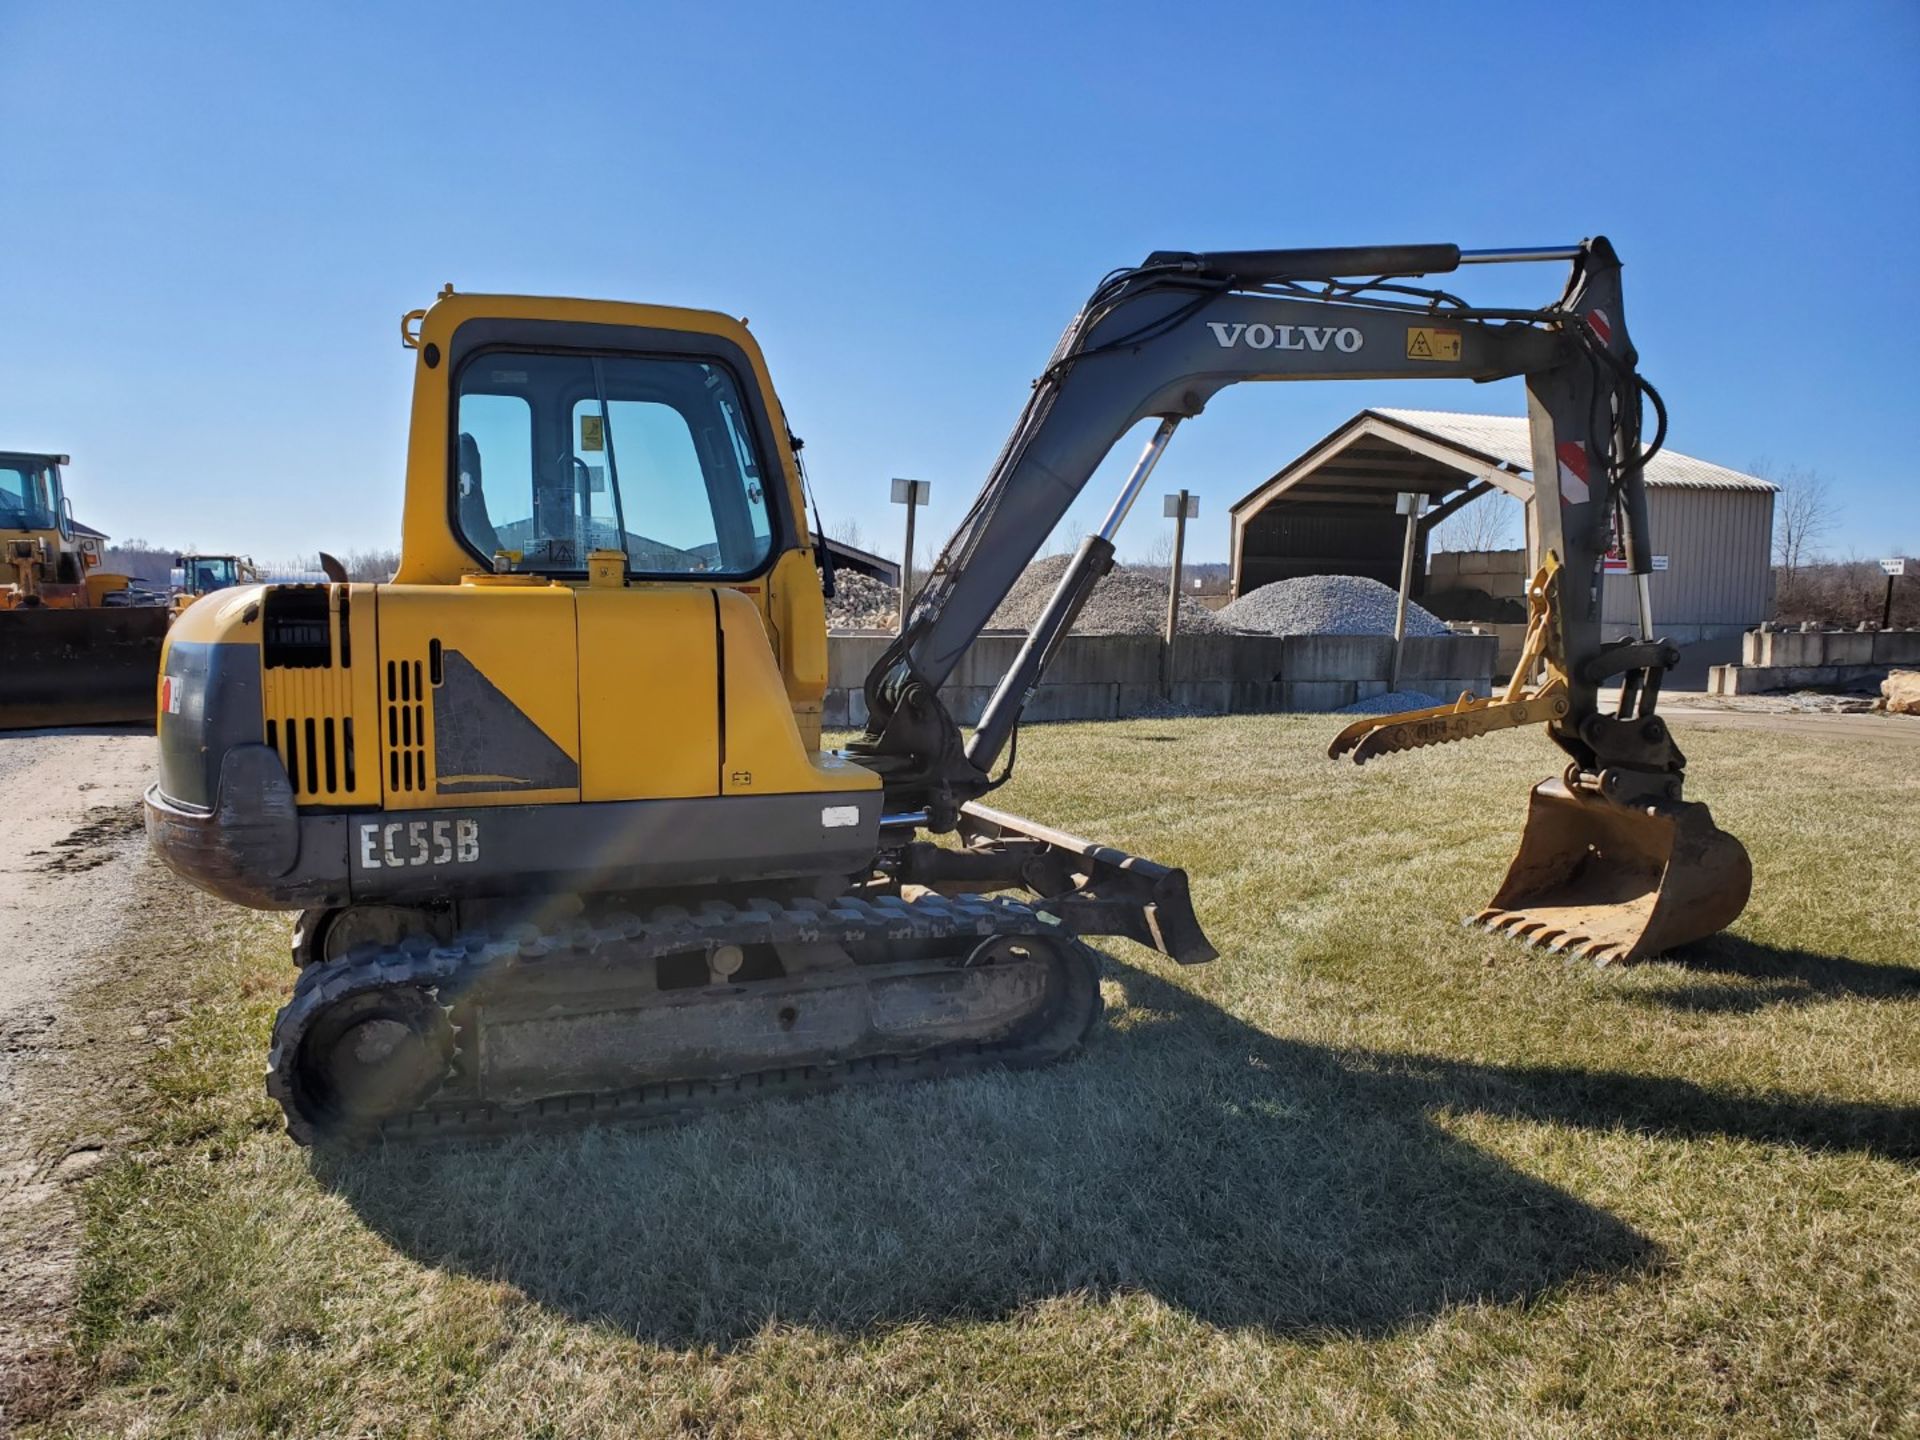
0;461;61;533
453;352;775;576
191;558;238;591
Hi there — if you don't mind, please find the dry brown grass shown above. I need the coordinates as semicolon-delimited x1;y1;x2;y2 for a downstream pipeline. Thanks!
37;714;1920;1437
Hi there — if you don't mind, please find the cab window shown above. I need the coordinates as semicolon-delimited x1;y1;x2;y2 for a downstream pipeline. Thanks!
453;352;775;576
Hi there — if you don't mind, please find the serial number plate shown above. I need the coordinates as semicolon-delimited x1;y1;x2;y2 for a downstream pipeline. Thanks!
357;818;481;870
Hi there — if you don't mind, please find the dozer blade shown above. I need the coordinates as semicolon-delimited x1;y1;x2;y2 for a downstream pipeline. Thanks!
1473;777;1752;964
0;605;167;730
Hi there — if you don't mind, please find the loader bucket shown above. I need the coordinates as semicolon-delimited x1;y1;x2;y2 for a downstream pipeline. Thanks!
1473;777;1751;964
0;605;168;730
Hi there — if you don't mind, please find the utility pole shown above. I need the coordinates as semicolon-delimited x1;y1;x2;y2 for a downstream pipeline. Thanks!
1162;490;1198;697
1390;491;1427;691
891;478;931;635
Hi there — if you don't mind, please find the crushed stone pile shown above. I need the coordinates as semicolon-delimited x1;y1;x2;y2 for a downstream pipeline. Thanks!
824;570;900;630
1218;574;1451;638
989;554;1227;634
1336;689;1442;716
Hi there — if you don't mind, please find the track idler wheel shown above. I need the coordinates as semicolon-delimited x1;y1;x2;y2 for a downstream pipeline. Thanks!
1473;776;1752;964
268;985;454;1143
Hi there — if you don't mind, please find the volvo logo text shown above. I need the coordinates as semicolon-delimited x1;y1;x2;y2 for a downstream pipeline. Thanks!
1207;322;1364;354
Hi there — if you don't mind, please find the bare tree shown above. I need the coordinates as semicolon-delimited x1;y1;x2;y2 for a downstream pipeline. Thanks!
1129;526;1177;579
829;517;866;553
1430;491;1519;553
1753;461;1838;609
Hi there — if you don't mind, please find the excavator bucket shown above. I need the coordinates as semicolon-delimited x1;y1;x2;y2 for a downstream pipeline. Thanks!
1473;777;1752;964
0;606;167;730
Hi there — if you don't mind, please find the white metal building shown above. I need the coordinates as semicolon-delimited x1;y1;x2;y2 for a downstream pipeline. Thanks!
1229;408;1777;649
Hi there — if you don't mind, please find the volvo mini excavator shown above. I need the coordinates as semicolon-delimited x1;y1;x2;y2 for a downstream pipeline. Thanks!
2;451;169;729
146;239;1751;1144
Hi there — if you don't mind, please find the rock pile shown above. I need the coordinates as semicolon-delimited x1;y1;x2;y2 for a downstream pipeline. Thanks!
824;570;899;631
1219;574;1450;638
989;554;1227;634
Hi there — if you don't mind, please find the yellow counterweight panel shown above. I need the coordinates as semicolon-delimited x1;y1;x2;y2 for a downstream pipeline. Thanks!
376;580;581;811
575;585;720;802
715;588;879;800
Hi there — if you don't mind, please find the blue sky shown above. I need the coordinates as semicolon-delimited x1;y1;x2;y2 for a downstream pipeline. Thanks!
3;1;1915;566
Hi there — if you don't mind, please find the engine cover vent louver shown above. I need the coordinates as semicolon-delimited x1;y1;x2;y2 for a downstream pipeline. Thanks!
262;586;334;669
386;658;428;792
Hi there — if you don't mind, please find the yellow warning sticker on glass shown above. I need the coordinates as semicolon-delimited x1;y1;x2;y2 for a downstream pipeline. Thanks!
579;415;604;451
1405;327;1462;362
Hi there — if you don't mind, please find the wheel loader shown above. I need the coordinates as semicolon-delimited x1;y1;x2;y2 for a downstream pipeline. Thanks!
145;240;1752;1145
170;552;265;619
2;451;169;729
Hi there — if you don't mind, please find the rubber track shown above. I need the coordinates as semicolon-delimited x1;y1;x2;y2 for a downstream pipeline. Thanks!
266;891;1095;1145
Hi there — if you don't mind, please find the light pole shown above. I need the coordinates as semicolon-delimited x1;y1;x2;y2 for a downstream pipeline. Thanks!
891;478;931;635
1162;490;1199;696
1390;491;1427;691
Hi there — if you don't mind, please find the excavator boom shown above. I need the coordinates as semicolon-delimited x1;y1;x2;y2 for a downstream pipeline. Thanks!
850;238;1749;959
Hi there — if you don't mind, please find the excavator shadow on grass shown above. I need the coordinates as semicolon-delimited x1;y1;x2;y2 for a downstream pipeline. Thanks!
1624;935;1920;1015
314;956;1919;1350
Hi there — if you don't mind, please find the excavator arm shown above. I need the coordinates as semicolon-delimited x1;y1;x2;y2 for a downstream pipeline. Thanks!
850;237;1749;960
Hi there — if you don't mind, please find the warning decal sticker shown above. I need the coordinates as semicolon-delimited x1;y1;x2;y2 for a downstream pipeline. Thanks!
1556;442;1591;506
579;415;604;452
1405;326;1462;361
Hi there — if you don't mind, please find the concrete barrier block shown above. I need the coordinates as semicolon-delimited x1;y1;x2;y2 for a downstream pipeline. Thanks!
1458;551;1491;575
1281;634;1391;682
949;635;1027;688
827;634;894;688
1873;631;1920;664
1742;630;1767;666
1163;681;1232;714
1824;632;1874;665
1041;635;1163;686
1174;633;1290;682
1018;684;1116;723
1280;681;1358;711
1396;634;1498;683
1219;680;1279;712
1486;549;1527;575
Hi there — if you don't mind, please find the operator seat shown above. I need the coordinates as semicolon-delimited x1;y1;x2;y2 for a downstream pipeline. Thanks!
456;433;502;560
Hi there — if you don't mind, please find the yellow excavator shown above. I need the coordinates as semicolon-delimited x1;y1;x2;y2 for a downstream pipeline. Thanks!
2;451;169;729
146;241;1751;1144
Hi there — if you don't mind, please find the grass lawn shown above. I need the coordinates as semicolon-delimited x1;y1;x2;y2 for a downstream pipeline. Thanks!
42;716;1920;1437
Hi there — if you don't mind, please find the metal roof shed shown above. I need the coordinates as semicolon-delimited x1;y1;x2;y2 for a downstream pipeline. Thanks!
1229;408;1777;643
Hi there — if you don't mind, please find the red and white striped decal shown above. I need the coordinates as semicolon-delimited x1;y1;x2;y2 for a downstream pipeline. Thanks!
1587;307;1613;346
1556;442;1591;506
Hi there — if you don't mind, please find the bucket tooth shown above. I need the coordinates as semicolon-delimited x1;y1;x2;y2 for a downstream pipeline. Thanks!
1479;777;1752;964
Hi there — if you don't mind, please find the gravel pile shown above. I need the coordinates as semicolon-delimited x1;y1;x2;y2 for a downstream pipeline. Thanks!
1336;689;1441;715
824;570;899;630
989;554;1227;634
1218;574;1450;638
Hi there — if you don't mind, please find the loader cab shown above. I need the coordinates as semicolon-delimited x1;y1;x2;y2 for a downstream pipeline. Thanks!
0;452;69;540
172;554;244;596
